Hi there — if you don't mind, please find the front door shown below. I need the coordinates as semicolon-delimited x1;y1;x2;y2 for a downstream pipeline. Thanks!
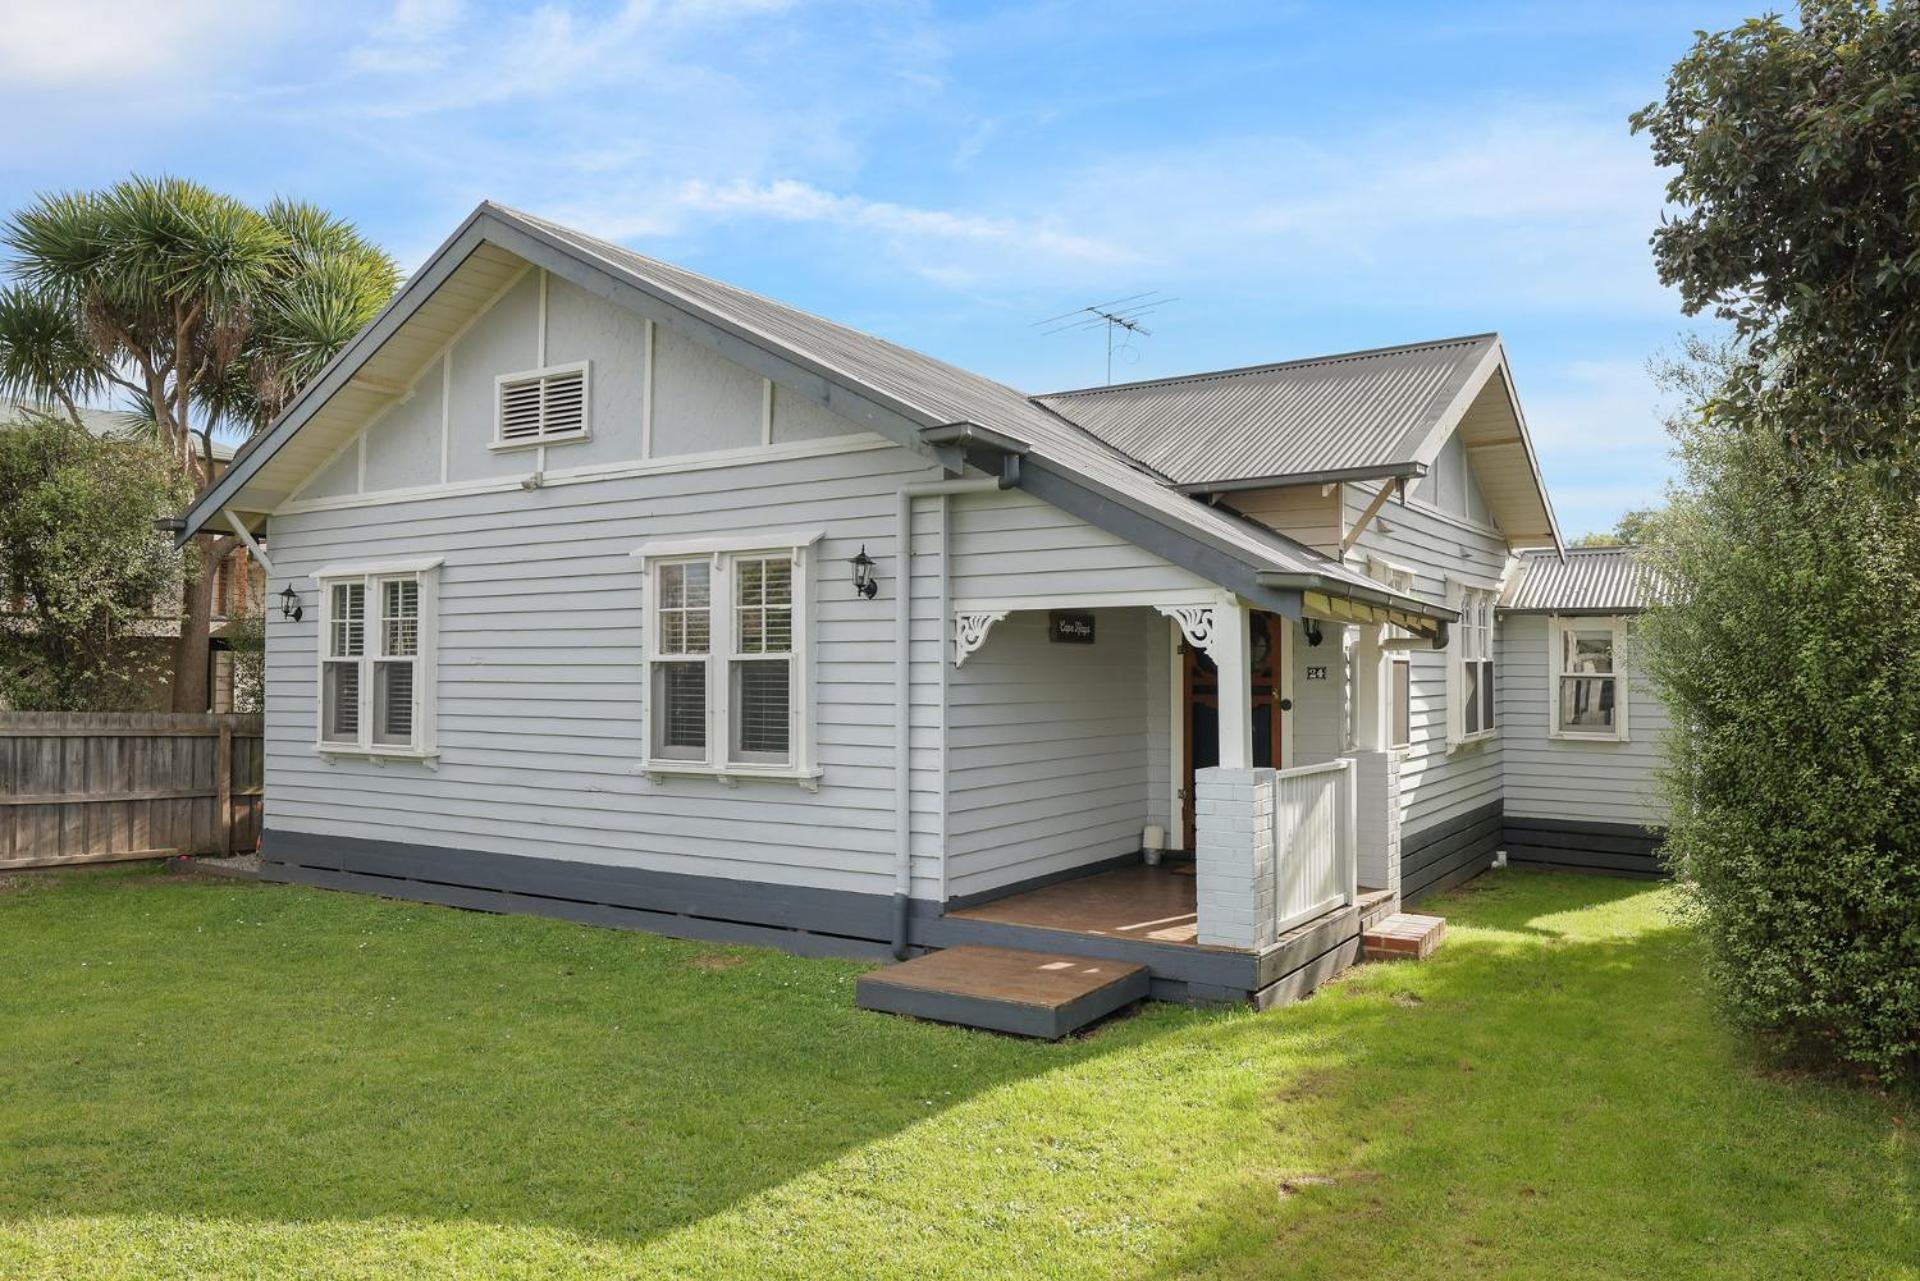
1180;612;1287;850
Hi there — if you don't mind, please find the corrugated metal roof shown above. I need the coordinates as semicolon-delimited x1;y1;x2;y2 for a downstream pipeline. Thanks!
0;398;237;460
507;208;1404;598
1500;546;1650;614
1033;335;1499;487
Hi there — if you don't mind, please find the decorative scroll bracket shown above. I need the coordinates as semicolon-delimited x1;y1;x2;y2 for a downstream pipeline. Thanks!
1155;604;1220;658
953;610;1009;667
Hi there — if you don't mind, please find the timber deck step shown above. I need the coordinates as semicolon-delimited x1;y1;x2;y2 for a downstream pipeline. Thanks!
1361;912;1447;962
856;945;1150;1039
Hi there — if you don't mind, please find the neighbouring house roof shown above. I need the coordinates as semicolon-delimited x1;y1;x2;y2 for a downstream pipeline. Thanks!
1500;545;1649;615
1036;336;1560;547
182;201;1560;626
0;398;237;462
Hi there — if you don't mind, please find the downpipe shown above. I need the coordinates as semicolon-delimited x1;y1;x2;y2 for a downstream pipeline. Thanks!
892;474;1005;958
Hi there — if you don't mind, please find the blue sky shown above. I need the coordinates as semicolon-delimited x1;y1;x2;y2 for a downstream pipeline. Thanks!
0;0;1748;537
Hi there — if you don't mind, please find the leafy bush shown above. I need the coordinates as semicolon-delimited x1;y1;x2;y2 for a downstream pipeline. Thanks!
1641;405;1920;1081
0;412;186;710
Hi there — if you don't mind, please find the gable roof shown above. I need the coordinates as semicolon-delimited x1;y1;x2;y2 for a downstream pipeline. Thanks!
1036;335;1497;486
1037;335;1562;548
1500;545;1649;615
183;202;1468;626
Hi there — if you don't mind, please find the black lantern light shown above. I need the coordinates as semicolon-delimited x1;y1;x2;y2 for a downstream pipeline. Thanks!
850;545;878;599
278;585;303;622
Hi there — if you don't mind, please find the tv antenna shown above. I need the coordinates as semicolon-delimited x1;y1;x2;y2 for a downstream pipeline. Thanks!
1033;291;1175;385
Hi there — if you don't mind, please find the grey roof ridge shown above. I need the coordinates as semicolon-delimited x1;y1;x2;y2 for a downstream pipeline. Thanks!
1036;332;1502;401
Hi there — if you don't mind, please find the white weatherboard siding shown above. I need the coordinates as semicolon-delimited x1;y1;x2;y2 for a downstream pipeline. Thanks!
1499;613;1668;827
948;487;1215;603
267;442;949;900
1345;474;1508;838
1232;484;1344;558
945;608;1163;901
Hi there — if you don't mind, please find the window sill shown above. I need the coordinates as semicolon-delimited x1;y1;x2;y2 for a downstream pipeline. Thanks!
1447;731;1498;754
1549;730;1629;744
317;745;441;769
636;760;823;792
488;431;590;453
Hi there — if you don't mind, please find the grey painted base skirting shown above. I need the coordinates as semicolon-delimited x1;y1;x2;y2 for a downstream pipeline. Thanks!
262;828;1362;1006
1503;816;1666;878
1402;801;1503;904
262;829;901;959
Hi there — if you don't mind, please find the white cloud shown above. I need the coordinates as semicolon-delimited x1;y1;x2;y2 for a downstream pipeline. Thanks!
0;0;290;85
676;178;1137;267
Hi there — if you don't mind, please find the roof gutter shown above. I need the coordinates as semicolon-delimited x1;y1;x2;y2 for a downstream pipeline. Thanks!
1175;461;1427;496
1257;569;1458;625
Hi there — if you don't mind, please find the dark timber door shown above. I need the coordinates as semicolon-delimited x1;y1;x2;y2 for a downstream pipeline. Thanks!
1180;612;1286;850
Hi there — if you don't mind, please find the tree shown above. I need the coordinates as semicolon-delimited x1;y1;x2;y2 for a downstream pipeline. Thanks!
0;412;186;709
0;176;398;710
1633;1;1920;478
1632;3;1920;1080
1571;507;1659;547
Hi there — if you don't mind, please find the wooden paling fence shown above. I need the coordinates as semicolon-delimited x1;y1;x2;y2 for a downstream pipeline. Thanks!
0;712;263;870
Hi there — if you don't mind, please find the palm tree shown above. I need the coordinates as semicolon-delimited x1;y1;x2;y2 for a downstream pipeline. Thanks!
0;176;398;711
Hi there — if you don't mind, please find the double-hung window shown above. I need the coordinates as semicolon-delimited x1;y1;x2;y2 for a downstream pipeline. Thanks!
315;558;441;758
635;531;818;783
1447;581;1497;746
1551;616;1629;740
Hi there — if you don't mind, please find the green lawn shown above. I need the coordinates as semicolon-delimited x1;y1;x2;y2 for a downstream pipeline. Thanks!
0;866;1911;1280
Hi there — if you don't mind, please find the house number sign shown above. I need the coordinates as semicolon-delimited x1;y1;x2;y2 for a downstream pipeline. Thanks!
1305;665;1328;681
1049;611;1096;644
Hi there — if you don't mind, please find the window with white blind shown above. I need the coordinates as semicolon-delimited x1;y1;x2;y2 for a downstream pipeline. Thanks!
492;361;590;448
634;531;819;783
314;558;441;758
1550;616;1629;741
1447;581;1497;747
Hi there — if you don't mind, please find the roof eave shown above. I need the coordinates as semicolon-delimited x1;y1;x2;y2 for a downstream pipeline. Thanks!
1174;462;1428;496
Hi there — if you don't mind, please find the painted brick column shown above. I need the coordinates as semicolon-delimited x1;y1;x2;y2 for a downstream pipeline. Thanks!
1347;749;1402;903
1194;766;1278;950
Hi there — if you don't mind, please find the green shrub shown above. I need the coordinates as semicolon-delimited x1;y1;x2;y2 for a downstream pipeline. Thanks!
1641;413;1920;1082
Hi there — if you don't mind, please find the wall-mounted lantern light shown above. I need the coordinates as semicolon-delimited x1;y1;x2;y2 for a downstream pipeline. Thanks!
278;585;303;622
1302;617;1324;647
850;545;878;599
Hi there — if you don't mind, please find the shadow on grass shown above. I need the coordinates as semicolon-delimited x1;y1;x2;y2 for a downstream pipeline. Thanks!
1129;871;1916;1280
0;865;1181;1249
1;867;1911;1280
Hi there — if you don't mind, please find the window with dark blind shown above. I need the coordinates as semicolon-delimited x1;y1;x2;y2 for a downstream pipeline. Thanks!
315;562;438;757
651;561;711;760
639;537;814;780
321;581;365;743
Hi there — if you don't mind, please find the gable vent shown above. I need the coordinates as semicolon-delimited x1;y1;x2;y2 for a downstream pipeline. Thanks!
495;362;590;446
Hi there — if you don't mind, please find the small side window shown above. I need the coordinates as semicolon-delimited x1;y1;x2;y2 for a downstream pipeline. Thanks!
1389;657;1411;749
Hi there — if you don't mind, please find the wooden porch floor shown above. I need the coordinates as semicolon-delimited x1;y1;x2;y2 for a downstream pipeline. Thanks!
948;864;1204;945
947;863;1398;951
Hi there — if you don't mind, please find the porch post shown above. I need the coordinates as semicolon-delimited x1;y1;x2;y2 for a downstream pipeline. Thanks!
1213;595;1252;770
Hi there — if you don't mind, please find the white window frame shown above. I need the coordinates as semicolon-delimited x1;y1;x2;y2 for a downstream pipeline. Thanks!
312;556;442;762
489;360;591;451
1445;576;1498;749
1387;654;1412;750
1549;614;1630;742
631;530;821;787
1366;555;1419;754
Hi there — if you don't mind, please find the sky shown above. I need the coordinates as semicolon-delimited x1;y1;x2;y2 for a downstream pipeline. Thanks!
0;0;1752;539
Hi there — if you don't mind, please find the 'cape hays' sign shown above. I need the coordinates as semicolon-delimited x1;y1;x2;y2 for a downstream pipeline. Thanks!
1049;612;1096;644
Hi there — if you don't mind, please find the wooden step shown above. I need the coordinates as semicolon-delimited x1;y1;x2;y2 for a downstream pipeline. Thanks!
856;945;1150;1039
1361;912;1446;962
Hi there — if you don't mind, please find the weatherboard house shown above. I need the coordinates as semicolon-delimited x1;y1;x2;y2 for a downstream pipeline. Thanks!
181;203;1660;1015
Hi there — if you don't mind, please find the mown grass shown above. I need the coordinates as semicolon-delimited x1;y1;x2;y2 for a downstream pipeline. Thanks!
0;865;1911;1279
